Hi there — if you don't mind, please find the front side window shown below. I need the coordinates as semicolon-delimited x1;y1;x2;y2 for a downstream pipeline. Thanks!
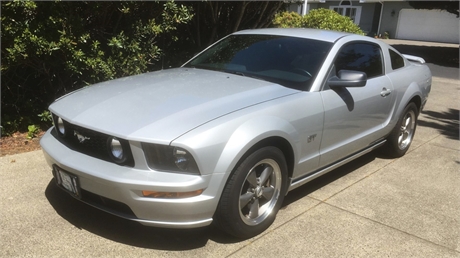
334;42;384;79
184;35;332;91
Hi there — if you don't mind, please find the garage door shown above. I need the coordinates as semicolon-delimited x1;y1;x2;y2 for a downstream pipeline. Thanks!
396;9;459;44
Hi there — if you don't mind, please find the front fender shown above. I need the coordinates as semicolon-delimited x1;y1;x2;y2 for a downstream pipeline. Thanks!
212;115;298;200
216;116;298;176
173;113;299;204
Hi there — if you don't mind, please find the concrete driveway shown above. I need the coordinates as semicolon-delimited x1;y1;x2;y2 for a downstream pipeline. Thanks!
1;42;458;257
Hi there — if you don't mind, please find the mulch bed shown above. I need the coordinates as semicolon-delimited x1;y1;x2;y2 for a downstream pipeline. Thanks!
0;131;45;156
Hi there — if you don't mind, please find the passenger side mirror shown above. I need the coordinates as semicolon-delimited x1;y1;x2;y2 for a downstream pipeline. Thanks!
328;70;367;88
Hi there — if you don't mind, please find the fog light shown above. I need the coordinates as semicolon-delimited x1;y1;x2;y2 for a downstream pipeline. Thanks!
109;137;124;161
57;117;65;135
142;189;204;198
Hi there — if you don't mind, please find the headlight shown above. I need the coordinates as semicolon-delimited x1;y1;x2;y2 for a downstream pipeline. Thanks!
108;137;127;163
142;143;200;175
173;147;192;171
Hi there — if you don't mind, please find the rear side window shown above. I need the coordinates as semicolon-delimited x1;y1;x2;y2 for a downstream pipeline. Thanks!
389;49;405;70
335;42;383;78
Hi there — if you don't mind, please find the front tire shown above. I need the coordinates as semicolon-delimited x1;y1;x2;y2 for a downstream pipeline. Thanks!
384;102;418;158
214;146;288;238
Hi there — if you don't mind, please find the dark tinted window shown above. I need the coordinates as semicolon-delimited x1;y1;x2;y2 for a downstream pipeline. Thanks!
389;49;405;70
335;42;383;78
185;35;332;90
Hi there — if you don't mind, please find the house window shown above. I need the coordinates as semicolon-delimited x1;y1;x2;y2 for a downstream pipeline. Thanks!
330;1;362;25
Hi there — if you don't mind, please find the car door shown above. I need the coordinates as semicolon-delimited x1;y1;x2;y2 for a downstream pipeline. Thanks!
319;42;394;167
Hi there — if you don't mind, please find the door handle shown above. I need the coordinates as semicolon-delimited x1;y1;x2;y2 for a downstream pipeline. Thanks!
380;88;392;97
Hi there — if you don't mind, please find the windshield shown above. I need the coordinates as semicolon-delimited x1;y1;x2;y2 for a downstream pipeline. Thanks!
183;34;332;91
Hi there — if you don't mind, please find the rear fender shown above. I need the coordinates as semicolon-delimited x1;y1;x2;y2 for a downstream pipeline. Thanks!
392;82;424;125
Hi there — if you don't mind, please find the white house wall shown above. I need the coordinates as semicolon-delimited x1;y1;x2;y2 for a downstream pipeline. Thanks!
378;1;412;38
396;9;459;44
288;1;459;43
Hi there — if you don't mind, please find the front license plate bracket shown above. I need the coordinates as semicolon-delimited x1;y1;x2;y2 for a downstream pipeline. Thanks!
53;165;81;199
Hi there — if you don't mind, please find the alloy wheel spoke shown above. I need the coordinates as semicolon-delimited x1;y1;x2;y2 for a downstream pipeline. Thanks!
398;134;403;144
248;198;259;219
240;192;255;208
259;166;273;186
246;172;258;187
404;116;411;128
261;186;274;200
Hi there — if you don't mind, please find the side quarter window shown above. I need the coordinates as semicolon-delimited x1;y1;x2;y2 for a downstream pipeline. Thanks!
335;42;384;79
389;49;405;70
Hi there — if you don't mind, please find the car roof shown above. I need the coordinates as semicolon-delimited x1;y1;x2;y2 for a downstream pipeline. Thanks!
233;28;354;43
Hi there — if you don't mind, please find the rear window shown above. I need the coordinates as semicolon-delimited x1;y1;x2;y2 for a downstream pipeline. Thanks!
389;49;405;70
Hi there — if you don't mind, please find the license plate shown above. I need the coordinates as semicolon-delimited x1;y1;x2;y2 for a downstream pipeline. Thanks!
53;165;81;198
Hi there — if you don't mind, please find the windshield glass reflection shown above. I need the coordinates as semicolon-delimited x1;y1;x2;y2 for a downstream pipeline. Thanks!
184;35;332;91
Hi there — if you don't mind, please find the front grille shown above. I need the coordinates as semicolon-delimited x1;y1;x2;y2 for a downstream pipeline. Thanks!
67;124;110;158
52;116;134;167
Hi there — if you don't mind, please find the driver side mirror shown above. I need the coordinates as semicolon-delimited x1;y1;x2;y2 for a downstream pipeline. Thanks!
328;70;367;88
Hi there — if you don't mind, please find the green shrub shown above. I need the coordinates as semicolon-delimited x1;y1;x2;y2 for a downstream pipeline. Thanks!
27;124;40;139
303;9;364;34
273;9;364;35
1;1;193;136
273;11;303;28
38;110;52;123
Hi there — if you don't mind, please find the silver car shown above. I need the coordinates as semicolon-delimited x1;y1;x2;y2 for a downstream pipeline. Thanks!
40;28;431;238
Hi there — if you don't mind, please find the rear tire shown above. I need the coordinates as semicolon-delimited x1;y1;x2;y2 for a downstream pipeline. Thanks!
214;146;288;238
383;102;418;158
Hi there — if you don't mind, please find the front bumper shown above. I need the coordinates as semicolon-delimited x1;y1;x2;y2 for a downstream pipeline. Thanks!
40;128;224;228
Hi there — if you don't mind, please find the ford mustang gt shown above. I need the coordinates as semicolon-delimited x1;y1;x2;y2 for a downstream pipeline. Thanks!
41;28;431;238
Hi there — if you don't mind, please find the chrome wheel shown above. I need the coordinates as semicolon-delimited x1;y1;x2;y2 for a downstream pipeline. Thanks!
383;102;418;158
239;158;282;226
214;146;287;238
398;109;416;150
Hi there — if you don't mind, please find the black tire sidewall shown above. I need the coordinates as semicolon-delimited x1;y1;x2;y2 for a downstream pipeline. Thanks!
215;146;288;238
386;102;418;157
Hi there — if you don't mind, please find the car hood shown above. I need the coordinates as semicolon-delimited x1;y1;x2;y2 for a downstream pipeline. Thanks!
50;68;299;144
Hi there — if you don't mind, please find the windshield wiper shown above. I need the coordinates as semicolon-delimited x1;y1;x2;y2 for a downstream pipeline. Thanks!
223;70;246;77
225;70;270;83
